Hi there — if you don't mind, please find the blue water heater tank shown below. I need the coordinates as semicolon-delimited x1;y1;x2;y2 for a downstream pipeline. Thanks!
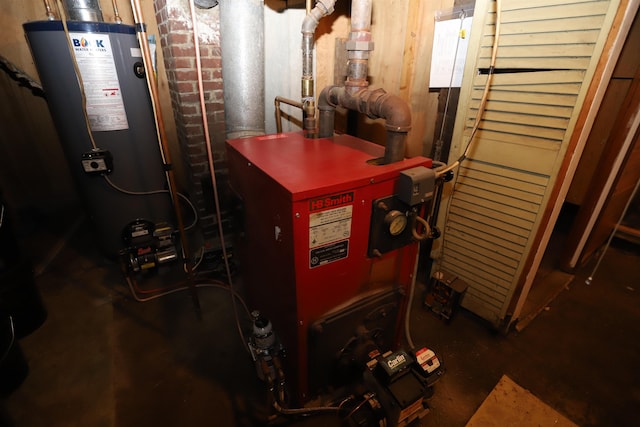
24;21;174;257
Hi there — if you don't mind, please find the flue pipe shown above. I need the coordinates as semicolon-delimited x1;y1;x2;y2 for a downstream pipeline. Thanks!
219;0;266;139
301;0;336;136
317;0;411;164
61;0;104;21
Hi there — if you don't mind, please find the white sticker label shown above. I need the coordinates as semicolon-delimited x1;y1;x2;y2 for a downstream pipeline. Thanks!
69;32;129;131
309;205;352;249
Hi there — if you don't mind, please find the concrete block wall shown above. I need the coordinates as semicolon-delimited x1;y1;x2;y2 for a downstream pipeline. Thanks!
154;0;227;240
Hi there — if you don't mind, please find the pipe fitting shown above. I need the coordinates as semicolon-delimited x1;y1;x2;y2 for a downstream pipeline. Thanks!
318;85;411;162
301;0;336;34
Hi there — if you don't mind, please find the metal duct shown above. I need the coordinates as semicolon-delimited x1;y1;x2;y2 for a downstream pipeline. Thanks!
62;0;104;22
219;0;265;139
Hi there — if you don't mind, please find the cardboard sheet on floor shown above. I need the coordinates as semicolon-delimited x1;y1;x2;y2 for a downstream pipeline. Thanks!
465;375;577;427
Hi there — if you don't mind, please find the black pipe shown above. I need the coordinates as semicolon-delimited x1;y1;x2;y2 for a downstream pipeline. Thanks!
318;85;411;164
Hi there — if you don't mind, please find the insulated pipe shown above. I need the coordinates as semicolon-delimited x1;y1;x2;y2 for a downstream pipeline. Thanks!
219;0;265;139
300;0;336;135
318;85;411;164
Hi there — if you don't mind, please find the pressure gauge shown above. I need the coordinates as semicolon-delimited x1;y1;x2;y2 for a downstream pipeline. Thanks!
384;210;408;236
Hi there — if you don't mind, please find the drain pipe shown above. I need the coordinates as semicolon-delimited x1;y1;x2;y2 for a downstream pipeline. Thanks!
219;0;265;139
318;0;410;164
301;0;336;136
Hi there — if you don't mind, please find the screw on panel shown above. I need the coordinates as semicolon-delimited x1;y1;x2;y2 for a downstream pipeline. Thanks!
295;213;301;218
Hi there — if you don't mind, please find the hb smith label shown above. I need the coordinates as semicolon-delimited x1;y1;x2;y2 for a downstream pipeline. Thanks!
309;192;354;212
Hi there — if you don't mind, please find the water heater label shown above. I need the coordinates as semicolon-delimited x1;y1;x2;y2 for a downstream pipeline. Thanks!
69;32;129;131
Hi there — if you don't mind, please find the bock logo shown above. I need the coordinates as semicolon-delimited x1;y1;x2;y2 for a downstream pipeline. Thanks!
72;38;106;49
386;353;407;370
310;192;354;212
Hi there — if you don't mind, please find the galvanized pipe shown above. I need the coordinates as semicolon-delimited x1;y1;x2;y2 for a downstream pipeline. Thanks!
300;0;337;135
61;0;103;21
345;0;373;93
219;0;266;139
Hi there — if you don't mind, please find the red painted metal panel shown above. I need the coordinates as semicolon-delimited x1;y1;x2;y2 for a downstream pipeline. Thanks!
226;132;432;402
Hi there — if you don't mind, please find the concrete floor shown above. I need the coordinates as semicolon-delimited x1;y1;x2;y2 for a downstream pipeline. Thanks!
2;208;639;427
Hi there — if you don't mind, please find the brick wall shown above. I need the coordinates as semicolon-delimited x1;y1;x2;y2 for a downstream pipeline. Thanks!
154;0;227;241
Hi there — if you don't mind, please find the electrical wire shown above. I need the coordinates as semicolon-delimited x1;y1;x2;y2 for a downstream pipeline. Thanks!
187;0;248;351
344;393;377;420
272;400;341;416
0;316;16;363
124;275;252;319
434;9;467;163
436;0;502;178
404;242;421;350
434;0;502;273
586;176;640;285
102;175;198;231
56;0;98;150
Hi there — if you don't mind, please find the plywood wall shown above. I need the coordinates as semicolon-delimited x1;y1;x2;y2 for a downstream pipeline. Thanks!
313;0;455;157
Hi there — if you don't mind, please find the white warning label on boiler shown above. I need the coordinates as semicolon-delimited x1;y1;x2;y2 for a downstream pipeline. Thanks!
309;205;352;249
69;32;129;131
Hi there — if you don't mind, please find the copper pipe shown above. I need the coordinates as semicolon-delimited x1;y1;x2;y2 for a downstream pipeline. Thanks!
43;0;57;19
111;0;122;23
274;96;303;133
129;0;200;315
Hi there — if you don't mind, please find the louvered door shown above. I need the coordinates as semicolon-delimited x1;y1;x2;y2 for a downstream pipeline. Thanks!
437;0;621;326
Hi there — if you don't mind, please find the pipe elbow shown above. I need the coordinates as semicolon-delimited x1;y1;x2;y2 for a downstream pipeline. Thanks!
318;85;340;110
378;94;411;133
301;0;337;34
301;15;318;34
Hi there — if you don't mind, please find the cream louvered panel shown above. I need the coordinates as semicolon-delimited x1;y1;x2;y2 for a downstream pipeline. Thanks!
439;0;620;326
478;1;610;70
441;161;550;324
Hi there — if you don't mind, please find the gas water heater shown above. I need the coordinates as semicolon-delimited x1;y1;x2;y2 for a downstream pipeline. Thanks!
23;20;174;259
227;132;435;403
